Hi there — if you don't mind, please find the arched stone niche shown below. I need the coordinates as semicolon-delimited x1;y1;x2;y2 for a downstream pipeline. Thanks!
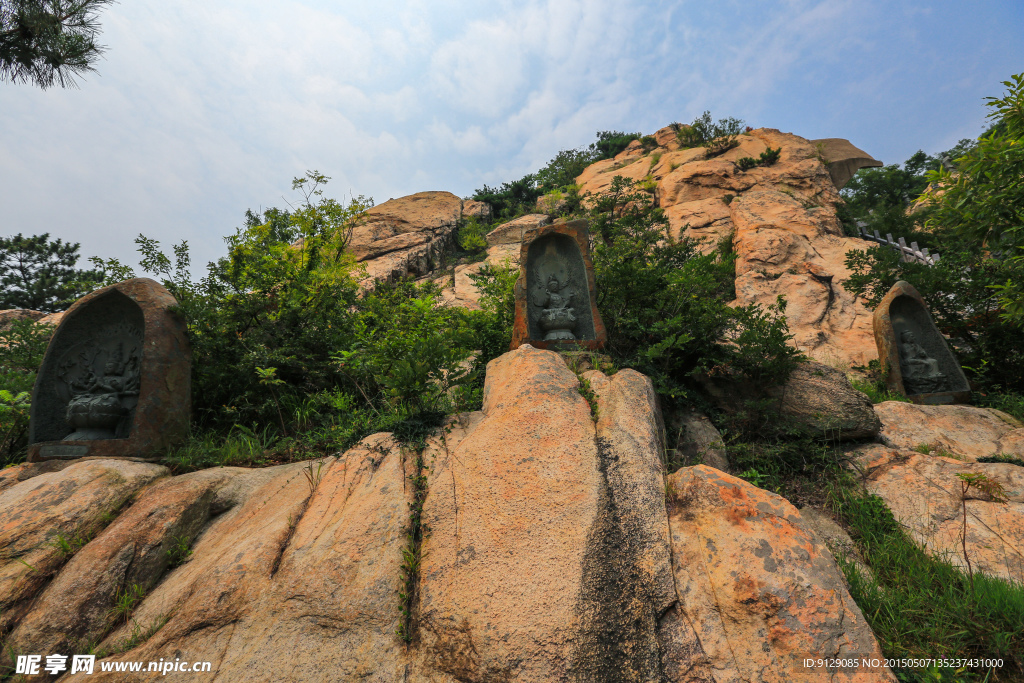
510;219;606;350
872;280;970;405
28;278;191;461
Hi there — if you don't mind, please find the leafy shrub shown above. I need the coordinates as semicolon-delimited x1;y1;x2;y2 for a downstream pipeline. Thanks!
736;157;758;172
535;148;596;193
588;130;642;161
456;216;490;254
676;111;745;158
736;147;781;172
471;174;543;220
466;260;518;365
758;146;781;166
926;74;1024;321
589;176;802;404
0;319;53;466
338;280;478;414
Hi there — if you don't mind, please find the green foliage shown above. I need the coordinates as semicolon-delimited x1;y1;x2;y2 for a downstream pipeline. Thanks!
926;74;1024;321
466;259;518;364
836;147;967;239
844;232;1024;393
0;318;52;466
829;479;1024;680
977;454;1024;467
724;296;804;388
588;130;642;161
51;530;89;558
108;584;146;624
736;156;758;172
676;111;745;157
0;233;102;311
0;0;114;89
166;534;193;568
848;360;913;404
576;375;599;421
471;174;543;220
336;280;478;414
758;146;781;166
590;176;802;404
535;148;596;193
456;216;490;254
974;387;1024;422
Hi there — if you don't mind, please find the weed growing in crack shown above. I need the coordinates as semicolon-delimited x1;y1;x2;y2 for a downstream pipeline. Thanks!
109;584;146;625
576;376;599;422
166;534;193;568
955;471;1008;596
302;458;327;494
397;452;429;643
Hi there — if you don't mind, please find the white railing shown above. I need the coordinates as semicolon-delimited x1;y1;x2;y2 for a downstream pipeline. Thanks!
857;225;940;266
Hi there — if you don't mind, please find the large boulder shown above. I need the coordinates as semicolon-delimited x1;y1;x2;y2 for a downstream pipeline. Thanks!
484;213;550;246
667;408;729;471
875;402;1024;461
72;437;414;681
348;191;463;283
2;349;895;681
768;361;881;440
698;361;880;441
854;444;1024;583
663;466;894;682
417;348;683;682
575;127;879;368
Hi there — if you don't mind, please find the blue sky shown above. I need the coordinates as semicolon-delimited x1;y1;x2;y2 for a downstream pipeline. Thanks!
1;0;1022;273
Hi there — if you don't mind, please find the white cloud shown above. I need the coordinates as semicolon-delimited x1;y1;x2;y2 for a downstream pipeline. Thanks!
1;0;1020;276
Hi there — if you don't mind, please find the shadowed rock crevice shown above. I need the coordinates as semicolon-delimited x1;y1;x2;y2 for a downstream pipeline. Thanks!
573;436;664;682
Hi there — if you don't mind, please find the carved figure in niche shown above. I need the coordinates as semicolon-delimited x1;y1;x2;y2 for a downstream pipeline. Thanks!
531;253;578;340
898;329;947;395
55;324;143;440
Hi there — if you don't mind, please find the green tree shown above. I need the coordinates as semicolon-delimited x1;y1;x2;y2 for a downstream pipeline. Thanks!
0;0;113;89
0;232;101;311
926;73;1024;320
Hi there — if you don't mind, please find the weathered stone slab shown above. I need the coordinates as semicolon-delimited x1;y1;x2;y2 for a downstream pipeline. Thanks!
873;280;970;404
28;278;190;462
853;443;1024;583
874;401;1023;461
663;465;895;682
510;219;606;350
0;459;167;635
485;213;550;246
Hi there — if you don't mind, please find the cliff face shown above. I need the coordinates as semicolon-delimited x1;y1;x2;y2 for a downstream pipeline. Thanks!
0;348;893;682
574;127;878;368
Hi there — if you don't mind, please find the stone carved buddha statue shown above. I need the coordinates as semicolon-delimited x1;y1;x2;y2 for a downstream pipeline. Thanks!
532;270;578;341
61;342;141;440
898;329;946;394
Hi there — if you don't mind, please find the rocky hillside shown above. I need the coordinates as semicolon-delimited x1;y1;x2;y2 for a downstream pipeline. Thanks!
3;122;1024;681
1;347;892;682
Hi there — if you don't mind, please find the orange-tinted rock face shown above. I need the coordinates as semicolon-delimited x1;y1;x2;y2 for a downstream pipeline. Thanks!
576;127;878;368
351;191;464;283
875;402;1024;461
663;466;895;682
3;350;898;681
854;444;1024;584
0;459;167;637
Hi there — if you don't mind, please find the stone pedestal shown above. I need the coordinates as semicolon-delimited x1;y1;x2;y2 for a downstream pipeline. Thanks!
28;278;191;461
